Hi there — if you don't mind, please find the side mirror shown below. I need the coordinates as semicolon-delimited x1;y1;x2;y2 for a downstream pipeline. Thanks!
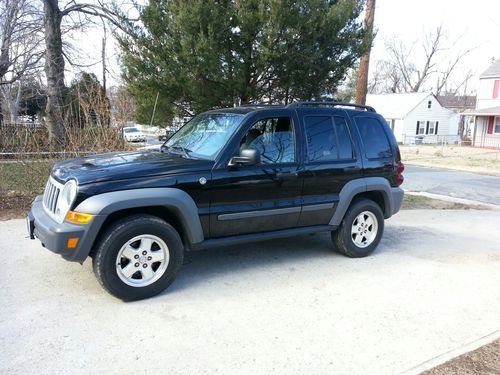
229;148;261;167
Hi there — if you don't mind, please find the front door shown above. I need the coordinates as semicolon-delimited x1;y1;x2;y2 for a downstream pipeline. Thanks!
209;111;303;238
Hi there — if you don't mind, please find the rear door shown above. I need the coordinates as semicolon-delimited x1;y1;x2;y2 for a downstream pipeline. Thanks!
296;108;363;226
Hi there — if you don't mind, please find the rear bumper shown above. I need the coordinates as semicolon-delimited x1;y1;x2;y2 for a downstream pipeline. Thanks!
27;196;104;263
390;187;404;216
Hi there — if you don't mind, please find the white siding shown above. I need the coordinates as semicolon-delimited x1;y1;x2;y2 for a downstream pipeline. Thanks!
393;119;405;141
473;116;500;147
401;94;458;144
477;78;500;109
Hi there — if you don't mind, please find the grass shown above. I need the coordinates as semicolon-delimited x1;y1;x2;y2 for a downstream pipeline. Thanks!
0;159;56;194
422;339;500;375
401;194;486;210
0;159;57;220
400;145;500;176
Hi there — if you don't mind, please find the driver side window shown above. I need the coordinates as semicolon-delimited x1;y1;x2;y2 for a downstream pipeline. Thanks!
239;117;296;164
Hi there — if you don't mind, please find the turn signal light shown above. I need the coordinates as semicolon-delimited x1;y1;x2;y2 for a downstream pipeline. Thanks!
66;211;94;224
67;238;80;249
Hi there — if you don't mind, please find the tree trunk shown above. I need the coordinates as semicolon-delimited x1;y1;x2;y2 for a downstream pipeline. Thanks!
9;84;22;122
355;0;376;105
43;0;66;146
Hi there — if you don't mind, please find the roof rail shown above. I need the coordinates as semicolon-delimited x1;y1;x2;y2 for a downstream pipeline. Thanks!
238;103;284;108
286;101;376;112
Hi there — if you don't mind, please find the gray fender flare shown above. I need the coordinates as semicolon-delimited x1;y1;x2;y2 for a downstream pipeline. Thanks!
329;177;402;226
75;188;204;245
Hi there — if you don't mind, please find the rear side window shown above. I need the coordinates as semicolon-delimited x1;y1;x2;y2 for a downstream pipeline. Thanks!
334;116;354;159
304;116;354;161
355;117;393;159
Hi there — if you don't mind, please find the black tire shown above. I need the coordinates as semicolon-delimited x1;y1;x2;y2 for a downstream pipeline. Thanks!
331;198;384;258
92;214;184;301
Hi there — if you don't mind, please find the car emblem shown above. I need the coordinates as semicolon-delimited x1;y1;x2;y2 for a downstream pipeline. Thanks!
199;177;207;185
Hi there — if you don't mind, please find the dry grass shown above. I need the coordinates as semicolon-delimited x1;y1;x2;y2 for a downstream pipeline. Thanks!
401;194;487;210
400;145;500;176
0;125;133;219
422;339;500;375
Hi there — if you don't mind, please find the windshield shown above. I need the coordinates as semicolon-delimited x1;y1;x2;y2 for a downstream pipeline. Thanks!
124;128;139;133
164;113;244;160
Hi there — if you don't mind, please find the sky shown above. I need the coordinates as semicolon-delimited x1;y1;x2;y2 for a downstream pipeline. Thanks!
370;0;500;93
72;0;500;94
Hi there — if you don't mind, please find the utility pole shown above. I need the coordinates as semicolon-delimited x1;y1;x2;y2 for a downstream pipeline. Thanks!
355;0;376;105
102;19;107;93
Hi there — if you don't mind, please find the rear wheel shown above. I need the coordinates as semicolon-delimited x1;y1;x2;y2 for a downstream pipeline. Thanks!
92;214;184;301
331;199;384;258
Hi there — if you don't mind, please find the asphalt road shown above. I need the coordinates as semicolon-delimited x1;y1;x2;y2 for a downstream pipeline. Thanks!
404;166;500;205
1;209;500;374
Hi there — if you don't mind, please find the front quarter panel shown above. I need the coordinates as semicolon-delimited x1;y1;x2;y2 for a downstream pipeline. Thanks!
74;188;205;258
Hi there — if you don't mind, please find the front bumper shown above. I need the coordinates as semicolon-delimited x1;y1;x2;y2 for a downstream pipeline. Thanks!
27;196;104;263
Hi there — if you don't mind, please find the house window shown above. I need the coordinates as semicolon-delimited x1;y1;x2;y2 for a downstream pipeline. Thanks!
428;121;436;135
417;121;426;134
427;100;432;109
495;117;500;133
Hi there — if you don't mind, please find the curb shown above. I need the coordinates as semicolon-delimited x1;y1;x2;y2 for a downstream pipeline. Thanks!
399;329;500;375
404;191;500;211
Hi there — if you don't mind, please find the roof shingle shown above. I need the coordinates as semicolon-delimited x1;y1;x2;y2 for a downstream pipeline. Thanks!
480;59;500;78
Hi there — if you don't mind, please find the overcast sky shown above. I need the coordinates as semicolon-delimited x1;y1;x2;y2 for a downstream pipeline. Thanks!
73;0;500;93
370;0;500;92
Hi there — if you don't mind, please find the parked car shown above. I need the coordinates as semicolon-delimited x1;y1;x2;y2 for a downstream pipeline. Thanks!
123;126;146;142
158;129;175;142
27;102;404;301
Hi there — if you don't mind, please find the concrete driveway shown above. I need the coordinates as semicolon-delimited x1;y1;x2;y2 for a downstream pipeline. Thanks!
404;166;500;205
1;209;499;375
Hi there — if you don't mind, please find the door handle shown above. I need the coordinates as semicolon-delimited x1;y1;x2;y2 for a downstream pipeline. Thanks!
275;171;298;180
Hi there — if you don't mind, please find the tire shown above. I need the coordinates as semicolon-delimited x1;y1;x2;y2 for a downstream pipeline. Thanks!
331;198;384;258
92;214;184;301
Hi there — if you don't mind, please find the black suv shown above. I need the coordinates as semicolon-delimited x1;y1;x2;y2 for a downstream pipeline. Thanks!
27;102;404;301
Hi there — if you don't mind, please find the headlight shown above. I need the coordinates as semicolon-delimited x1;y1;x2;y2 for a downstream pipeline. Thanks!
55;179;78;223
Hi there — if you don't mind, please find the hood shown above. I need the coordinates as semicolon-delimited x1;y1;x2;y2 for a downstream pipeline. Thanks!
52;150;213;185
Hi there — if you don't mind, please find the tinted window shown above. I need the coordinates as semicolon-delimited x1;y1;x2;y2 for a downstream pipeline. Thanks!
334;116;354;159
304;116;354;161
304;116;337;161
355;117;393;159
240;117;295;164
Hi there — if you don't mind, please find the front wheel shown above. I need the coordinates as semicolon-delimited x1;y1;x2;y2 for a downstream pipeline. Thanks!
92;215;184;301
331;199;384;258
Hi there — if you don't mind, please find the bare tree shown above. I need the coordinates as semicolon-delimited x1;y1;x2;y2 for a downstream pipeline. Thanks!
370;25;473;95
42;0;127;145
109;85;135;128
0;0;44;123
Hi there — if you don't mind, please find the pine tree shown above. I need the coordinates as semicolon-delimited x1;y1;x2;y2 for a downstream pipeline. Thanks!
117;0;366;124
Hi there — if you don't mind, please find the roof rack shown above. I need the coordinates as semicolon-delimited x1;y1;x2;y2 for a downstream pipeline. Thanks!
238;103;284;108
286;101;376;112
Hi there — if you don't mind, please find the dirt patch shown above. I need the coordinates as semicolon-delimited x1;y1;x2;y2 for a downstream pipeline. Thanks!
422;339;500;375
0;192;34;220
401;194;486;210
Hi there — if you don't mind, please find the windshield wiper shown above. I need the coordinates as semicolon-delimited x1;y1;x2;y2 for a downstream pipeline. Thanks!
165;145;192;158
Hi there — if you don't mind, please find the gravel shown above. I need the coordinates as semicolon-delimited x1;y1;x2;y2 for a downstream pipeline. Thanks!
1;209;499;374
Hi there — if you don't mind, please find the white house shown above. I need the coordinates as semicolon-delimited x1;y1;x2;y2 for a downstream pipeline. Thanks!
366;92;459;144
467;59;500;148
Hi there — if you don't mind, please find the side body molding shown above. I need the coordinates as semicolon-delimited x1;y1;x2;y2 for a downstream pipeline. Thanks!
329;177;403;226
75;188;204;245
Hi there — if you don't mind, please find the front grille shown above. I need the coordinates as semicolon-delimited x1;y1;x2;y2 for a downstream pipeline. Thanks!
43;177;63;217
